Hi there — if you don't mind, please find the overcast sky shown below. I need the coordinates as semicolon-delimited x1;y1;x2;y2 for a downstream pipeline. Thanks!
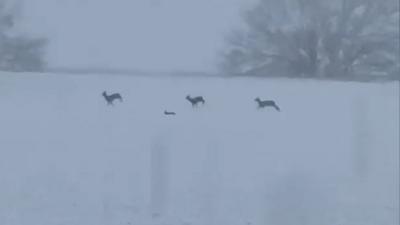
19;0;253;72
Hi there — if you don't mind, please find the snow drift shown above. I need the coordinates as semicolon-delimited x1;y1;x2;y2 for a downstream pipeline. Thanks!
0;72;398;225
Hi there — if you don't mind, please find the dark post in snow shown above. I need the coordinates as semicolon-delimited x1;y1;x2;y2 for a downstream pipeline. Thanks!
150;136;169;219
353;96;370;181
202;138;221;225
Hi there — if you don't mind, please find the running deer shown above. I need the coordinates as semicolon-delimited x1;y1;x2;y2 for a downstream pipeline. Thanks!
102;91;123;105
164;110;176;115
255;97;280;111
186;95;205;107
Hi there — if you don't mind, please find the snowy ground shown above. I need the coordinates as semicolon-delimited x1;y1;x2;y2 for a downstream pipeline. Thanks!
0;72;398;225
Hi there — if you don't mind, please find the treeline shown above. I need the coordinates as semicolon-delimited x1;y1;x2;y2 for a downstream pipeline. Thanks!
0;0;47;72
221;0;399;81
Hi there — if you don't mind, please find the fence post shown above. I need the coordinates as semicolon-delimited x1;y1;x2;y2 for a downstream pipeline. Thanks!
150;136;169;219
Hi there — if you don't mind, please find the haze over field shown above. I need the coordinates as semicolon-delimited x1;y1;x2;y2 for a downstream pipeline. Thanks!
1;0;399;224
19;0;253;72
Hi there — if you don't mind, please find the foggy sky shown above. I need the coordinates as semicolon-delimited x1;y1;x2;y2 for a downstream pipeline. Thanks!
20;0;252;72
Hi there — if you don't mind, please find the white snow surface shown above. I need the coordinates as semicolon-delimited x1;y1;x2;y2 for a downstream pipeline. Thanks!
0;72;398;225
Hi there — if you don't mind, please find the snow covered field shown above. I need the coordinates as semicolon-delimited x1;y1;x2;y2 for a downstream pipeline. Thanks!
0;72;398;225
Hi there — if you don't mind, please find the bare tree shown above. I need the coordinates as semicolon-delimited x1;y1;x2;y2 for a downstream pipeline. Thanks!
0;0;47;72
221;0;399;80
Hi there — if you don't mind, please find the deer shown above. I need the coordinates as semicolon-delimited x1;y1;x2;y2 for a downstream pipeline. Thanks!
164;110;176;115
255;97;280;111
186;95;205;107
102;91;123;105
